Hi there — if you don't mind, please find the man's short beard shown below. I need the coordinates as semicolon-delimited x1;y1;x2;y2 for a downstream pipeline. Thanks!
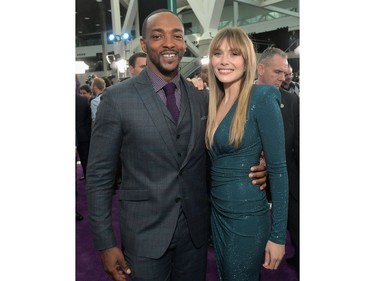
159;67;178;76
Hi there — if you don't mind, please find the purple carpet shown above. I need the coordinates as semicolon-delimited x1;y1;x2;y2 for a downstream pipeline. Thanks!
76;162;298;281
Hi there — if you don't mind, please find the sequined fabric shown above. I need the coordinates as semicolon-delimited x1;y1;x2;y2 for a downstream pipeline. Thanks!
208;84;289;281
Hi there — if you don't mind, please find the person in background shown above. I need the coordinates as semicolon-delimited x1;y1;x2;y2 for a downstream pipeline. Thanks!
257;47;300;276
79;84;93;102
281;64;300;96
85;74;97;87
128;52;147;77
76;91;92;221
86;10;267;281
90;77;106;126
205;27;289;281
195;65;209;89
76;74;81;95
102;76;113;88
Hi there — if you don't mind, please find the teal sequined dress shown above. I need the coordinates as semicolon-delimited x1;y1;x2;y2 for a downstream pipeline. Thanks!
208;85;288;281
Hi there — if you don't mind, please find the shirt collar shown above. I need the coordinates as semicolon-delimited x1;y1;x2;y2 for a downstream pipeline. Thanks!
146;67;181;93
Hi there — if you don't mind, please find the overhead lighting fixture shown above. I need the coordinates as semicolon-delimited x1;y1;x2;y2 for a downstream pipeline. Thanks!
116;59;128;73
76;61;89;74
201;56;209;65
106;55;116;64
121;33;130;40
108;32;132;42
108;33;118;42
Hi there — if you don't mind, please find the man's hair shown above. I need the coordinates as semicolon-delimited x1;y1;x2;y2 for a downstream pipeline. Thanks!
92;77;106;91
258;47;287;65
141;9;181;38
101;76;112;87
79;84;91;93
128;52;147;67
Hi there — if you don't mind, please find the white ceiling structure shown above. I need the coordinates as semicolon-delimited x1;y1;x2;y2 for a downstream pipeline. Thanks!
76;0;299;76
106;0;299;55
76;0;299;39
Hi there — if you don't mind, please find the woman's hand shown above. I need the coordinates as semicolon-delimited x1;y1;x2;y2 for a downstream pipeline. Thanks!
262;240;285;270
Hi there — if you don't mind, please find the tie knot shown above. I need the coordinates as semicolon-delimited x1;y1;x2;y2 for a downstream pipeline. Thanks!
163;83;176;96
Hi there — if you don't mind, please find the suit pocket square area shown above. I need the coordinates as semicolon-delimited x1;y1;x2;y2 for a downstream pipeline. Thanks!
200;115;208;120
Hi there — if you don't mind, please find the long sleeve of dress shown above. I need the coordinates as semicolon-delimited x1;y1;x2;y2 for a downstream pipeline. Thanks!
255;85;289;244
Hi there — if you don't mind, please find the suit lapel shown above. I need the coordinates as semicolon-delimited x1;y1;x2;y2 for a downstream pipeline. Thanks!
134;73;179;164
179;80;203;169
133;73;205;169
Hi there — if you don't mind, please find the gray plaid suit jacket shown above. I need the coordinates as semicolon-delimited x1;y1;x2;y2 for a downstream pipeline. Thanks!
86;69;210;259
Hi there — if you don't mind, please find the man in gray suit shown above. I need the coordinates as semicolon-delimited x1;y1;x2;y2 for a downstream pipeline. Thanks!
86;9;267;281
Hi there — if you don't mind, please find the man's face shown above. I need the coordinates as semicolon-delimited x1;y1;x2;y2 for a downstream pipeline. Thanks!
129;57;147;77
257;54;288;88
140;12;186;80
80;89;91;100
282;66;293;88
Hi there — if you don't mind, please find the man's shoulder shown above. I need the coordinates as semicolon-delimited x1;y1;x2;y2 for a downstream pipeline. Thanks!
105;74;150;95
90;95;100;105
280;87;299;99
279;88;299;111
292;81;300;88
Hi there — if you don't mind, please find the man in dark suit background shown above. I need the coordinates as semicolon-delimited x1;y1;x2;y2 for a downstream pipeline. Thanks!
86;9;267;281
75;93;91;221
256;47;300;276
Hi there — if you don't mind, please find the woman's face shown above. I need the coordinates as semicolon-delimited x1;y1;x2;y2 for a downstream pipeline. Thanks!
211;39;245;87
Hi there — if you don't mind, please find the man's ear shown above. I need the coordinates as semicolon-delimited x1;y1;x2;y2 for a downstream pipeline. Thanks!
183;40;187;54
140;37;147;52
257;64;265;76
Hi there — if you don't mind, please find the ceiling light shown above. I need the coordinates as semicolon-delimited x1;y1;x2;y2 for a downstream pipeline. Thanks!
201;56;209;65
76;61;89;74
121;33;130;40
108;33;117;42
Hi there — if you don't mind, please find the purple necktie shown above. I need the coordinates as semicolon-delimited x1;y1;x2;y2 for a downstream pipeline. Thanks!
163;83;179;123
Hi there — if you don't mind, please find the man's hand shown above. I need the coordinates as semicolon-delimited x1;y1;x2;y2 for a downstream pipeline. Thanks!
249;164;267;190
100;247;131;281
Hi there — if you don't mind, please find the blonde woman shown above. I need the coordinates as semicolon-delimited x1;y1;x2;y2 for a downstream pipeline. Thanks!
206;27;289;280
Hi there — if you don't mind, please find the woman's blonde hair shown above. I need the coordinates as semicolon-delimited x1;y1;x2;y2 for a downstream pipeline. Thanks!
205;27;257;149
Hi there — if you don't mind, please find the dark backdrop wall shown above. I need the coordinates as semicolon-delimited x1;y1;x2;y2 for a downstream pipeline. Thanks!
250;28;299;53
250;28;300;73
138;0;169;36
